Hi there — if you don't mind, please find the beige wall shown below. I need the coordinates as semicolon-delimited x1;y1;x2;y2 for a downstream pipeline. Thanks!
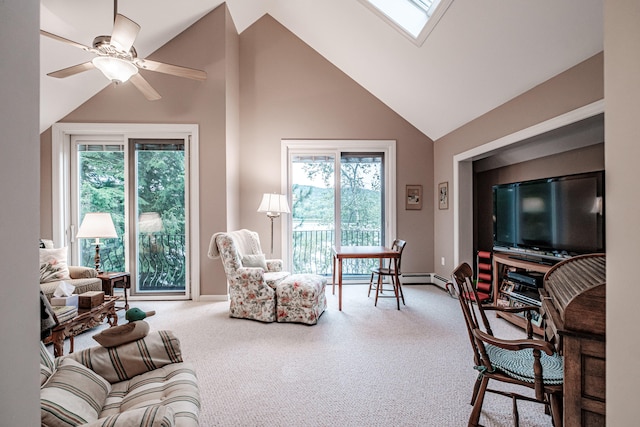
238;16;434;273
39;9;434;298
604;0;640;423
0;0;41;424
433;52;604;277
40;5;232;297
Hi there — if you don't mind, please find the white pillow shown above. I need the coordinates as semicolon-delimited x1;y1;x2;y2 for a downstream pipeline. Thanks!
39;247;71;283
242;253;268;270
41;358;111;426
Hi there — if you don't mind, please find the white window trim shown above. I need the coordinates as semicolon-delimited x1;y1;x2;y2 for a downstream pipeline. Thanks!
51;122;201;301
359;0;454;47
281;139;397;272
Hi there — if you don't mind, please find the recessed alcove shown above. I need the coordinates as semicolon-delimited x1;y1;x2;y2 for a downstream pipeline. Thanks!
453;100;604;266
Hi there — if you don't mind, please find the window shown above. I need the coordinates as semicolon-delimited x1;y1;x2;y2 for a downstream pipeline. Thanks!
360;0;453;46
51;123;200;301
283;140;396;280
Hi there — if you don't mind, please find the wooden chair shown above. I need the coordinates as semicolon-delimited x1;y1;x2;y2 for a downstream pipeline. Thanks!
450;262;563;427
368;239;406;308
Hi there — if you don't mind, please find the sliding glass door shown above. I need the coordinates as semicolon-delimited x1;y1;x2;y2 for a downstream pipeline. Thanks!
72;135;189;297
284;140;396;278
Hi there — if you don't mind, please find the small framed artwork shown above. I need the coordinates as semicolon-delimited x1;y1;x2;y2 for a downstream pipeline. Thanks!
438;182;449;210
406;185;422;210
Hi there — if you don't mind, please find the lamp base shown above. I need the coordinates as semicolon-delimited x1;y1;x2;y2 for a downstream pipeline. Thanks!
93;242;102;273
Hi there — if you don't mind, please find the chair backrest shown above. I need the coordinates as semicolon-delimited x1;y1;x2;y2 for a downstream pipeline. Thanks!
451;262;494;370
389;239;407;272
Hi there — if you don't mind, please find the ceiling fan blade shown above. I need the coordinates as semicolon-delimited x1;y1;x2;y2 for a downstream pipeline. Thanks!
129;73;161;101
136;59;207;81
110;14;140;53
47;61;95;78
40;30;92;51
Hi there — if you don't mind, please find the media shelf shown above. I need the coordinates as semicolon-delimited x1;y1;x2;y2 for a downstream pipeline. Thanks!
492;252;553;336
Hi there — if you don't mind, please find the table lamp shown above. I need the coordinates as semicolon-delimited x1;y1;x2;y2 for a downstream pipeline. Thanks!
257;193;290;254
76;212;118;272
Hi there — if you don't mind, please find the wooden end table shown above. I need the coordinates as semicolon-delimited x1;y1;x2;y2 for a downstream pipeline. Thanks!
47;296;119;357
98;271;131;311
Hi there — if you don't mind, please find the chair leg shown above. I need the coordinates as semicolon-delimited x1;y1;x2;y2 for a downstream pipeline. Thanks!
469;376;489;427
470;375;482;405
375;274;382;306
512;395;520;427
549;393;563;427
397;279;405;305
368;273;375;297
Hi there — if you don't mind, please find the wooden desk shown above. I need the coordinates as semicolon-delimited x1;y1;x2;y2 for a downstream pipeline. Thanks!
332;245;401;311
98;272;131;311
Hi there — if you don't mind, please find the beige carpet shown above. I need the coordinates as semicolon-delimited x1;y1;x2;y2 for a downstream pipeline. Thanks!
52;284;554;426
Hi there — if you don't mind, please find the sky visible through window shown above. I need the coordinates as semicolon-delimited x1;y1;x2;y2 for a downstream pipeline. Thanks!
365;0;442;39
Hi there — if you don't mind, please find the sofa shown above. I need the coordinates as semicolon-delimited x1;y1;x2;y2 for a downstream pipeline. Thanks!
40;329;201;426
39;239;103;301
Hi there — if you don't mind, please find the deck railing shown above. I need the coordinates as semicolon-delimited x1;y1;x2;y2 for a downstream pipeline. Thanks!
81;234;186;291
83;228;380;290
292;228;381;276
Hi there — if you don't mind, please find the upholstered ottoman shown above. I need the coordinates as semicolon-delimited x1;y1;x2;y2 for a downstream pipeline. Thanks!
276;274;327;325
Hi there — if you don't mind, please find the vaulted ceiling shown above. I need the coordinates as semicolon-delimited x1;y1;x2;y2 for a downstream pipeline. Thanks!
40;0;603;140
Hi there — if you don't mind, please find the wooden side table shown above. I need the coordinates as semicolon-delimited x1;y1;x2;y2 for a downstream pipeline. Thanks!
98;272;131;311
46;296;119;357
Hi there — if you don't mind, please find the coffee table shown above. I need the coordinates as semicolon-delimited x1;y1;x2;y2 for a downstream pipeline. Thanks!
48;296;120;357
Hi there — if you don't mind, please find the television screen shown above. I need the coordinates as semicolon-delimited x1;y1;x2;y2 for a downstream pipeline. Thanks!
493;171;604;259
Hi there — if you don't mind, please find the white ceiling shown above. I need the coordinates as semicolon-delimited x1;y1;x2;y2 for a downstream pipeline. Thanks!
39;0;604;140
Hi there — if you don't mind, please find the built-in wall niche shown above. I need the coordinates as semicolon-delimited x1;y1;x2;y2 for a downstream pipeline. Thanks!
473;113;604;173
472;113;605;255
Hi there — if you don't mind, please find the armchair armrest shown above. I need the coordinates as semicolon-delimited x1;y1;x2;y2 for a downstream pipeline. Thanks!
59;330;183;383
68;265;98;279
481;303;540;338
230;267;276;298
473;329;556;356
266;259;283;272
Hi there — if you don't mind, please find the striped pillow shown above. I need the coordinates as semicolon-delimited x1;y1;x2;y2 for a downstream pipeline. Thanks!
41;358;111;426
40;342;55;387
82;405;175;427
62;330;183;383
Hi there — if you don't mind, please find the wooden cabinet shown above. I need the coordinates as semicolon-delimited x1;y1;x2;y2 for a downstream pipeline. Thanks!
540;254;606;426
491;252;552;336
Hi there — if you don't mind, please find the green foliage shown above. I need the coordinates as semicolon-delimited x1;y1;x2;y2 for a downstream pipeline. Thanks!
78;148;186;288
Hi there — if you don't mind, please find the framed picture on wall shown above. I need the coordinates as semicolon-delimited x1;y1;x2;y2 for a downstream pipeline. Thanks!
438;182;449;210
406;185;422;210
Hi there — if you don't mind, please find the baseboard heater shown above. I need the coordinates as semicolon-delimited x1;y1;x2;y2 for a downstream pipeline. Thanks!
401;273;450;290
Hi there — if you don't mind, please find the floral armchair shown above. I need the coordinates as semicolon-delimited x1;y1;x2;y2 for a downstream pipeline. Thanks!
208;229;290;322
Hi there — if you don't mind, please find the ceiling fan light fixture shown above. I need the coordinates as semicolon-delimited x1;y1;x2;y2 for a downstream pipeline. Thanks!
92;56;138;83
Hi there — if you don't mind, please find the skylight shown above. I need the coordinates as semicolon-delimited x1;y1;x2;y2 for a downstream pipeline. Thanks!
361;0;452;46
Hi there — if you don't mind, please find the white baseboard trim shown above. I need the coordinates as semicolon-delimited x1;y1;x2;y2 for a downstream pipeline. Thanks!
195;274;451;300
400;273;449;290
196;294;229;302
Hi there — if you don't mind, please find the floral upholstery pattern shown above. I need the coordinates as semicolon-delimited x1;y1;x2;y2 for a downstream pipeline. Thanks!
215;232;290;323
276;274;327;325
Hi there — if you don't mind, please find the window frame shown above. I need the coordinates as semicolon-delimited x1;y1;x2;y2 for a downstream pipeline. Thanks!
281;139;396;275
50;122;201;301
359;0;455;46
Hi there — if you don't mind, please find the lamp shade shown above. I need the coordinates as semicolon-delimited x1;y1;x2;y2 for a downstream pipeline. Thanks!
91;56;138;83
257;194;290;215
76;213;118;239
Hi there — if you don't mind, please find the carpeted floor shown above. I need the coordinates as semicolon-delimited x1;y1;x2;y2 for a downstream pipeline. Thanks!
50;284;555;426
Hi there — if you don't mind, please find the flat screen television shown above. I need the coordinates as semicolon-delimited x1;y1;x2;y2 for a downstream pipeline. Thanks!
492;171;605;263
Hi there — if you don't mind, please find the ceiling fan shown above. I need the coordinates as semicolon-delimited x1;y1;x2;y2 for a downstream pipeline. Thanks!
40;0;207;101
